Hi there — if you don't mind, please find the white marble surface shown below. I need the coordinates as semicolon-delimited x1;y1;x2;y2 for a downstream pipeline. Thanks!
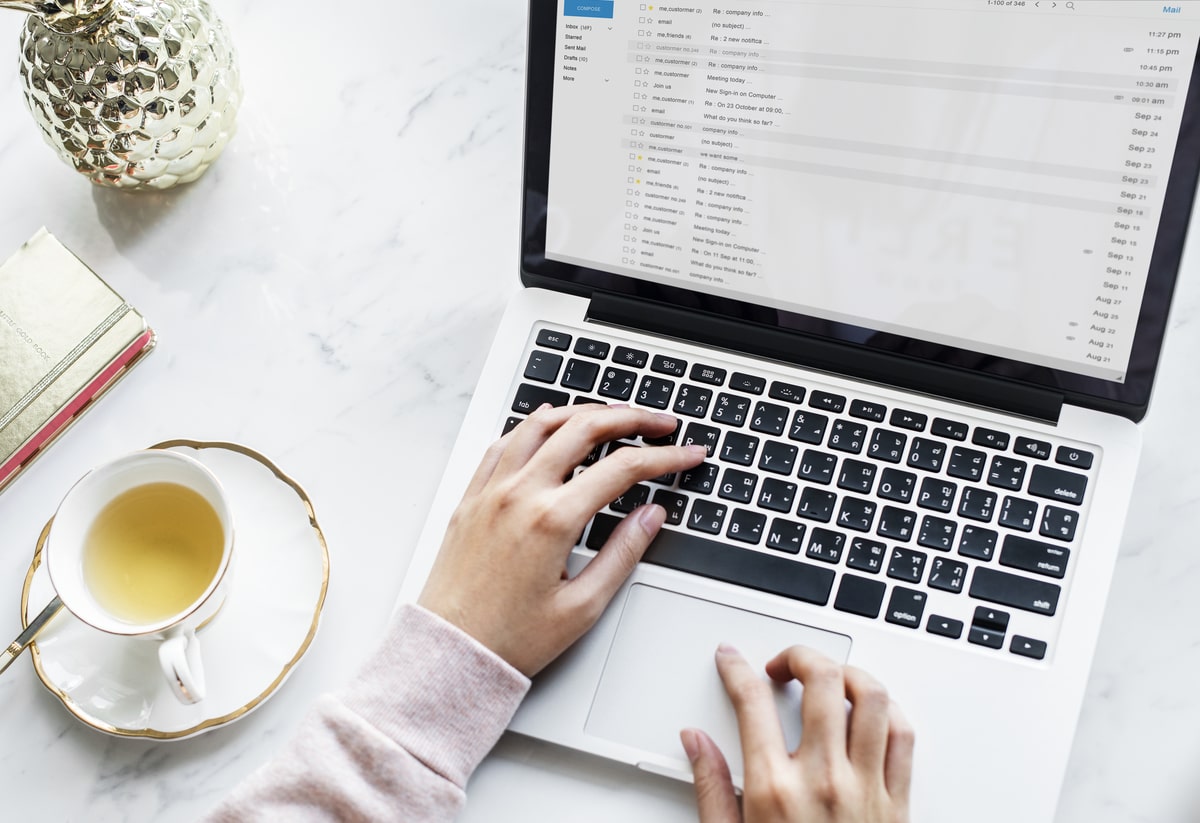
0;2;1198;821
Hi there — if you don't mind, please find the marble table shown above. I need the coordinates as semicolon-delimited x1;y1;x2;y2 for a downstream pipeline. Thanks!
0;2;1197;821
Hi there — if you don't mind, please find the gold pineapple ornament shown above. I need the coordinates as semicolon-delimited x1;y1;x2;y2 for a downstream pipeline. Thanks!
3;0;242;190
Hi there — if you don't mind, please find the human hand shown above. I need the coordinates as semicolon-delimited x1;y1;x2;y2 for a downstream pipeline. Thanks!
681;645;914;823
418;403;706;677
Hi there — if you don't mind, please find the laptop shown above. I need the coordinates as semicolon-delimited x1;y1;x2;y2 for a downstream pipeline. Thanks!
396;1;1200;820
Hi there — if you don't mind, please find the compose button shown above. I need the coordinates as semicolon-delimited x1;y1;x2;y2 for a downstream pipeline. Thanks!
565;0;614;18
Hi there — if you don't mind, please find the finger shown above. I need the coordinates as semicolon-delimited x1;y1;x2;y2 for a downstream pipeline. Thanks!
490;402;588;481
681;728;742;823
521;405;684;482
715;645;789;776
566;503;664;624
461;428;518;500
764;646;847;761
842;665;892;774
553;442;706;523
883;700;915;805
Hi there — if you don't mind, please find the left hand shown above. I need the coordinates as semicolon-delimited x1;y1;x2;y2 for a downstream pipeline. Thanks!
418;402;706;677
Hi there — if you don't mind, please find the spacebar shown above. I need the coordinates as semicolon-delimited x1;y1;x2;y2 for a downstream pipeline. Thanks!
590;514;836;606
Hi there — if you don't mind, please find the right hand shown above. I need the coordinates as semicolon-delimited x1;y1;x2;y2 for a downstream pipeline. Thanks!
681;645;914;823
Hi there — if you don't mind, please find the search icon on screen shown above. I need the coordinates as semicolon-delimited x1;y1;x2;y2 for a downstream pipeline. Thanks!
1065;1;1075;7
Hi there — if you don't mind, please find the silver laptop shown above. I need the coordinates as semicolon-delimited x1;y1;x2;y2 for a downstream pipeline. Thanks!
397;2;1200;820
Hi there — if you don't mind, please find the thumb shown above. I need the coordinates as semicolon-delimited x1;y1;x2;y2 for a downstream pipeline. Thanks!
681;728;741;823
572;503;664;604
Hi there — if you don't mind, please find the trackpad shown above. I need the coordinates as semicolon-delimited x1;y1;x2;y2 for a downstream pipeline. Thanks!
585;584;851;785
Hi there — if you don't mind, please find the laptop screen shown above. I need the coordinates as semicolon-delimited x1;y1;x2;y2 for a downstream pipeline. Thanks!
521;0;1200;419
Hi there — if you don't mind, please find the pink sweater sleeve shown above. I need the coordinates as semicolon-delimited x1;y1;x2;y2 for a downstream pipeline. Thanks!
201;604;531;822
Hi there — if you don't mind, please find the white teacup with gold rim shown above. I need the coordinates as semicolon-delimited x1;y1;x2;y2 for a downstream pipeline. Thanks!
45;450;234;705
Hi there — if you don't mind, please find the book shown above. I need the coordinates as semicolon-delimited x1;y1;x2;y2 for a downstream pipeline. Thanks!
0;228;156;493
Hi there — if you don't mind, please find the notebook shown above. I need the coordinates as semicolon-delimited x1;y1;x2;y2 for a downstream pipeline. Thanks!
397;2;1200;820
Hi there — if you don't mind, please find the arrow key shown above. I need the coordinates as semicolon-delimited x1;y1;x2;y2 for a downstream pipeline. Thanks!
1010;635;1048;660
925;614;964;639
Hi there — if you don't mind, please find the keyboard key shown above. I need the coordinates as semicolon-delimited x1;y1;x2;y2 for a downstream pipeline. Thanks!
536;329;572;350
1014;437;1052;460
834;574;887;618
917;477;957;513
958;526;998;560
928;557;967;593
765;518;807;553
968;605;1009;649
850;399;887;422
878;506;916;542
958;487;997;522
878;468;917;503
561;358;600;392
651;354;687;376
598;367;637;401
612;346;649;368
687;499;728;534
846;538;887;573
503;416;522;435
987;456;1028;490
574;337;610;359
524;350;563;383
682;422;720;456
809;390;846;413
730;372;767;394
829;420;868;454
837;459;877;493
797;487;837;522
806;527;846;564
718;468;758;503
720;432;760;466
769;380;806;404
970;568;1060;616
885;587;927;628
680;462;719;494
712;393;751;426
1055;446;1094;469
652;490;688;526
690;363;727;385
907;437;947;472
1010;635;1047;660
611;483;651;513
798;449;838;484
947;446;987;481
636;375;675;409
758;440;799;475
931;417;968;440
788;410;829;444
512;383;569;413
727;509;767;544
1000;535;1069;579
887;547;927;583
673;384;714;418
972;427;1010;450
836;496;877;532
917;515;956;551
749;401;789;436
867;429;907;464
926;615;964;639
890;409;928;431
643;417;682;446
1040;505;1079;542
1028;465;1088;506
757;477;798;512
998;496;1037;532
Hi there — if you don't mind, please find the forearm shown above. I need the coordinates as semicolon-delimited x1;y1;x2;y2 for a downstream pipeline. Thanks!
201;604;530;822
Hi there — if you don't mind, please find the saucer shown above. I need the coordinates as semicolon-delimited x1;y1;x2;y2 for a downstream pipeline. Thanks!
20;440;330;740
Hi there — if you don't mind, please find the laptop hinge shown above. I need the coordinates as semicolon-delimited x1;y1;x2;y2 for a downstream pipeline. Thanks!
587;292;1065;425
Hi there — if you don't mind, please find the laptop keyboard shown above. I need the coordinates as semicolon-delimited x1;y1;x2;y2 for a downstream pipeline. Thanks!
504;324;1096;664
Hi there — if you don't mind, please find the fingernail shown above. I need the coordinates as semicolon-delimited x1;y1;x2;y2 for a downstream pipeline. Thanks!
680;728;701;763
537;402;552;411
684;444;708;456
716;642;739;657
636;503;666;533
654;412;677;423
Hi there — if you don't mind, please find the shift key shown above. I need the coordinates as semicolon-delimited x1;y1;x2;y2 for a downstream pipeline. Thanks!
1028;465;1088;506
970;567;1060;616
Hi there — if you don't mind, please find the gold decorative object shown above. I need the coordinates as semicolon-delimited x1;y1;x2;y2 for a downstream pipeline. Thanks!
2;0;242;190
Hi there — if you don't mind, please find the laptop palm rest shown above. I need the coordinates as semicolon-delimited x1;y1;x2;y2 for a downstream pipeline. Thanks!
584;583;852;785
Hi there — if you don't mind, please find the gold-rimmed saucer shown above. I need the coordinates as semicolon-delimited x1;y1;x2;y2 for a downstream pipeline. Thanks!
19;440;330;740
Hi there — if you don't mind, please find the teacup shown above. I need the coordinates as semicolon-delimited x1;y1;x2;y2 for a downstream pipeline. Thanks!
45;450;234;705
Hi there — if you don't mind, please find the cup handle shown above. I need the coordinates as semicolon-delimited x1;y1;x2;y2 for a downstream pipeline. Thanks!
158;628;206;704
